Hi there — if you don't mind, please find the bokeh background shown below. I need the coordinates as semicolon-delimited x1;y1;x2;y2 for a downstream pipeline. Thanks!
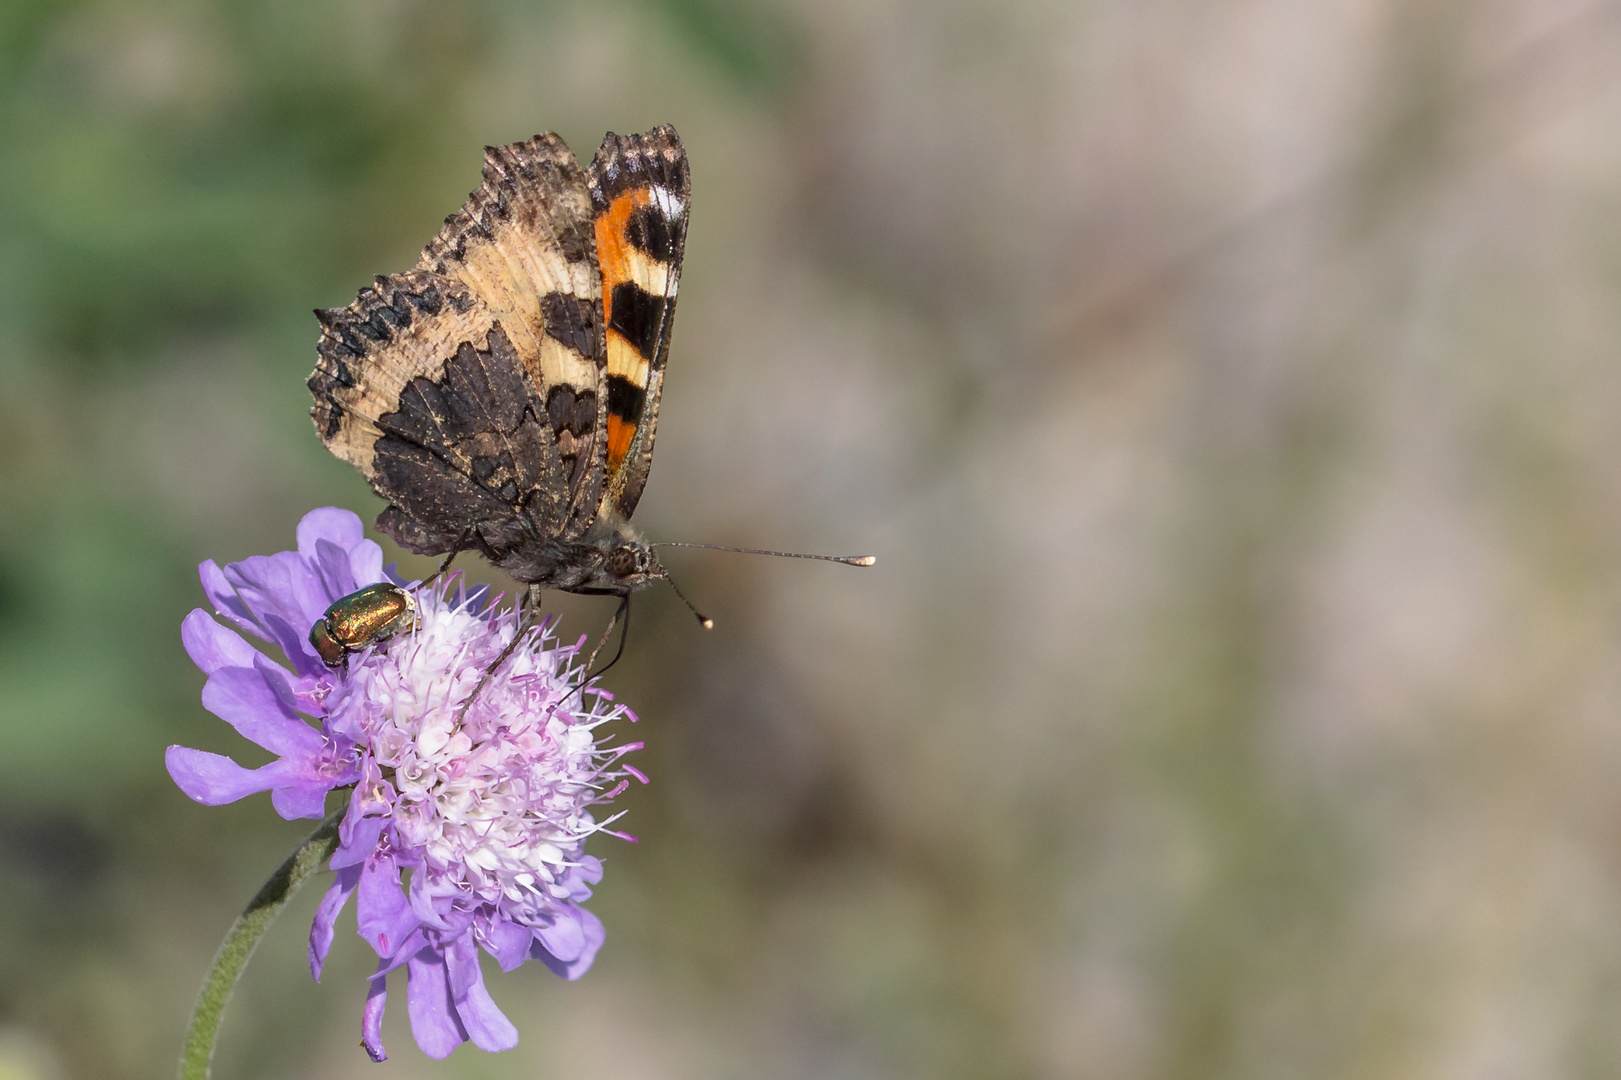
7;0;1621;1076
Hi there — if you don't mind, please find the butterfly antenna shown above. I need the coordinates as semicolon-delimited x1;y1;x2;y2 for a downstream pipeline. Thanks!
654;541;876;567
662;572;715;630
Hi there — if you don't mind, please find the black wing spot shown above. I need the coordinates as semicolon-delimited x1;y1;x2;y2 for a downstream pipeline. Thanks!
315;399;344;438
539;292;600;358
625;202;677;261
385;291;414;328
571;389;597;433
608;282;667;361
547;387;575;433
367;306;399;339
606;374;646;424
310;347;355;388
546;386;598;436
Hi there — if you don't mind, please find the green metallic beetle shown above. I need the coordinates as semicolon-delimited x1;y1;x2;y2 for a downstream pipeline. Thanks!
309;582;418;667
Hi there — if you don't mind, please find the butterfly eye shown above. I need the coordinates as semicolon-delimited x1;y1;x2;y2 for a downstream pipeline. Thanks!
607;548;638;579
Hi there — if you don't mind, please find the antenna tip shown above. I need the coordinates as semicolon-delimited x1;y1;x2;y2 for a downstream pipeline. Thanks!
851;555;877;566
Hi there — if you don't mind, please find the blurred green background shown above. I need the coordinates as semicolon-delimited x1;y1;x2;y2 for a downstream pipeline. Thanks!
8;0;1621;1076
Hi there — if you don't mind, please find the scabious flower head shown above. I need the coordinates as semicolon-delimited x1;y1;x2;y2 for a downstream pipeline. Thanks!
167;508;643;1061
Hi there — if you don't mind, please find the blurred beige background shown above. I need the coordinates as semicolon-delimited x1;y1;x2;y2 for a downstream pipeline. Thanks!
6;0;1621;1076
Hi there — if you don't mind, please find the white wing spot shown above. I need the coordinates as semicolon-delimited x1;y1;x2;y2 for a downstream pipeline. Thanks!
650;185;685;220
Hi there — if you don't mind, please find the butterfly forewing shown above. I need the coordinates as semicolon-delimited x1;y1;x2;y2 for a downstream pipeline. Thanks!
587;126;690;522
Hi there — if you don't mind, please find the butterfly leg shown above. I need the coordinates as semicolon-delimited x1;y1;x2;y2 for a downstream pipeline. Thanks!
417;529;477;592
452;585;544;727
582;595;632;681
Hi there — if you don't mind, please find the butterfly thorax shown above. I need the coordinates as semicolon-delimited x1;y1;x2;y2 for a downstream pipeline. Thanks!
490;519;665;596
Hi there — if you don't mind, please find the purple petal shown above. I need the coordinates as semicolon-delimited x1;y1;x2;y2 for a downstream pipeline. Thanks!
362;966;389;1062
444;932;479;998
407;866;453;930
271;779;332;821
332;804;387;869
350;540;386;589
531;905;603;981
297;507;365;560
406;949;468;1060
165;747;307;805
357;854;420;959
199;560;261;639
225;552;321;628
253;653;306;714
446;934;519;1052
181;610;259;675
534;913;585;963
372;927;428;977
560;856;602;901
261;610;325;678
438;905;476;941
309;865;360;980
313;538;358;602
200;664;323;759
478;915;534;973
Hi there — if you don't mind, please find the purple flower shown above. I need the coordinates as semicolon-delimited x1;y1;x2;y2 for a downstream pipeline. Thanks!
168;508;643;1061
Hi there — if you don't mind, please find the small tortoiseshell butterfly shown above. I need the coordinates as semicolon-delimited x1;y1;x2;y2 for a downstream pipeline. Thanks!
306;125;869;660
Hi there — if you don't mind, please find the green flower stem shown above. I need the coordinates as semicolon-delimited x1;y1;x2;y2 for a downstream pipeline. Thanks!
179;803;348;1080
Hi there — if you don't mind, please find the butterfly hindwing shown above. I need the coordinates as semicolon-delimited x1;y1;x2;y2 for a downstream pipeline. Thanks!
588;126;690;521
310;271;548;555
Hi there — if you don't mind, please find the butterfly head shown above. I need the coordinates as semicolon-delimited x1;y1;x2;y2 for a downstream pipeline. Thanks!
603;540;667;592
599;538;713;629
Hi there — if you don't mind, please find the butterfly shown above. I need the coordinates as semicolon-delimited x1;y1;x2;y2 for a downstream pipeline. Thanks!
307;125;869;671
309;124;689;603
